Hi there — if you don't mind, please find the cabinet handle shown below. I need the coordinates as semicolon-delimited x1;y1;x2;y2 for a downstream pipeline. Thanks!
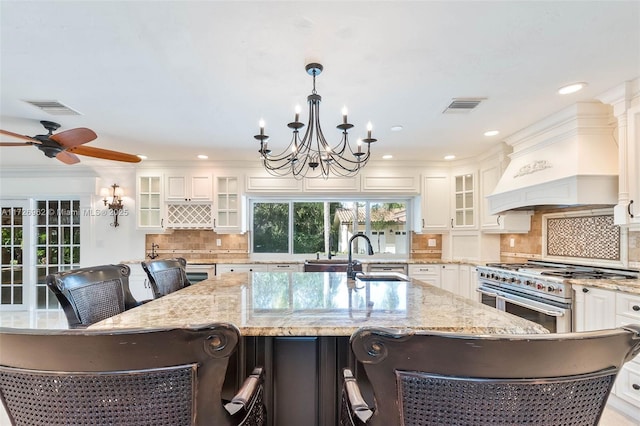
629;200;635;218
582;288;589;293
422;218;425;228
161;218;164;228
633;383;640;391
632;305;640;311
497;215;501;226
451;218;454;228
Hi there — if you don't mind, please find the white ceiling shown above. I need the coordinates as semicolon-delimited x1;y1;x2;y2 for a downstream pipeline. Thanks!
1;1;639;169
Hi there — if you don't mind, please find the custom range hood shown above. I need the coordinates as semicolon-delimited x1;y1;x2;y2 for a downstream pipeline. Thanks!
487;102;618;215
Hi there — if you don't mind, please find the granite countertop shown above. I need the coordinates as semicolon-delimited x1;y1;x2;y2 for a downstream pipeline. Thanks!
566;278;640;295
90;272;547;336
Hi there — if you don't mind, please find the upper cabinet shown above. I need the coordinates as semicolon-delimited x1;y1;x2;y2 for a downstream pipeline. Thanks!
597;78;640;228
136;172;165;231
452;171;476;229
165;171;212;202
622;103;640;226
214;175;245;233
480;162;531;233
420;175;450;232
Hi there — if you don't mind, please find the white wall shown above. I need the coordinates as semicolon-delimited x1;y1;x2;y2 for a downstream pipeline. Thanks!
0;166;147;266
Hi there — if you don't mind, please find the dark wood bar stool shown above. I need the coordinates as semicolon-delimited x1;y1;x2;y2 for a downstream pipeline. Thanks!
46;263;142;329
341;325;640;425
141;257;191;298
0;323;265;425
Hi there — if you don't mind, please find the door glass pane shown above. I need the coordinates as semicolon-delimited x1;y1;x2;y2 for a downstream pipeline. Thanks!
0;206;25;306
35;199;81;310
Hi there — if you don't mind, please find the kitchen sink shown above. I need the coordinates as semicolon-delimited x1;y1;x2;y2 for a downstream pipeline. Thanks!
355;272;410;282
303;259;362;273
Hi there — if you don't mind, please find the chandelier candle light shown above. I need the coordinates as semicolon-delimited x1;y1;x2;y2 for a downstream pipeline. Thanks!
254;63;377;179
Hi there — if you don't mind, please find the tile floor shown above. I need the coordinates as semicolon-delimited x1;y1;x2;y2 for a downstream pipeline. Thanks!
0;310;638;426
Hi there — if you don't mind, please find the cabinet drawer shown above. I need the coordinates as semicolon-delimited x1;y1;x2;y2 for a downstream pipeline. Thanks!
616;293;640;321
408;265;441;275
615;361;640;407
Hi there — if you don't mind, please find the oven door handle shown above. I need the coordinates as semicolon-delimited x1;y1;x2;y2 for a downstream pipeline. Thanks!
497;292;566;317
476;287;500;298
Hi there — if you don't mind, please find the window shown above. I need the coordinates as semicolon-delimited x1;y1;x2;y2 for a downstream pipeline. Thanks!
251;199;410;256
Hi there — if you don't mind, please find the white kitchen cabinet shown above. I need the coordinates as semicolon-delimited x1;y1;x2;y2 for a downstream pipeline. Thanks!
126;263;155;302
458;264;478;301
452;171;477;229
480;163;532;233
622;104;640;226
408;264;441;288
599;81;640;227
614;292;640;419
572;285;616;332
136;173;165;231
214;176;244;233
165;171;212;202
216;263;268;275
441;264;459;295
420;175;450;232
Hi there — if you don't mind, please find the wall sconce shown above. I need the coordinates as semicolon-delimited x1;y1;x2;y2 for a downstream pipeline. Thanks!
100;183;124;227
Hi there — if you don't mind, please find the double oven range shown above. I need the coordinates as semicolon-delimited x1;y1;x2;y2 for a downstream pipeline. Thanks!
477;260;639;333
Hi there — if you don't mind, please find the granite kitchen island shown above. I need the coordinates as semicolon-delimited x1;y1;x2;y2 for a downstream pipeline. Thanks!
90;272;547;426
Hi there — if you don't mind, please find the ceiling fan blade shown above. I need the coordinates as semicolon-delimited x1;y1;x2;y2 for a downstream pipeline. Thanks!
0;129;40;143
0;142;36;146
67;145;141;163
56;151;81;165
49;128;97;148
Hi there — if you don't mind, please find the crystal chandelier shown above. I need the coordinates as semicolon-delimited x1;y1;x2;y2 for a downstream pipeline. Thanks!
254;63;377;179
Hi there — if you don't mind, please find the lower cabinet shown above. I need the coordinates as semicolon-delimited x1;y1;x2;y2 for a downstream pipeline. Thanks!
408;264;442;288
573;285;640;419
126;263;155;302
215;263;268;275
408;264;478;301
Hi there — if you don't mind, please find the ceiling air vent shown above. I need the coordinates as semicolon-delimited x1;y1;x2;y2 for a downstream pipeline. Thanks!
23;100;81;116
443;97;486;114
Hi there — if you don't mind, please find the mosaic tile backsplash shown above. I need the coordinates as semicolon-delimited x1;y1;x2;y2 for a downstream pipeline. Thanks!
546;215;620;260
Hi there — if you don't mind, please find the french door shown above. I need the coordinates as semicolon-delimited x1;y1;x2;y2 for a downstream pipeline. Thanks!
1;199;80;311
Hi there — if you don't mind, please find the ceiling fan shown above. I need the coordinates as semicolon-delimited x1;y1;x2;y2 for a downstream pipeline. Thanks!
0;120;141;165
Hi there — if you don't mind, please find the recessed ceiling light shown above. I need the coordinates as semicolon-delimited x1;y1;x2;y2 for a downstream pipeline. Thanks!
136;155;147;160
197;154;208;160
390;125;403;132
382;154;393;160
558;82;587;95
484;130;499;137
444;155;456;160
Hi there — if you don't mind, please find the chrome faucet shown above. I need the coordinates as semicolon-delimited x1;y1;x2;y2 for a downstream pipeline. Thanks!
347;233;374;279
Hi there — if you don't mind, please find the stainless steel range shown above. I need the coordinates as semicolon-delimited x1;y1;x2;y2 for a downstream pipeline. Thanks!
476;260;639;333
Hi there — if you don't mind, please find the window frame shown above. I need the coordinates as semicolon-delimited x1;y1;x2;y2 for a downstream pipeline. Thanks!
249;196;412;259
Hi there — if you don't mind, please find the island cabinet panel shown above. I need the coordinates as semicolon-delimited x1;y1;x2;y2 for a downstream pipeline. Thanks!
241;335;350;426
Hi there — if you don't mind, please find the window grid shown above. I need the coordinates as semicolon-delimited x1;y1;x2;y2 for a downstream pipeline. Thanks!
0;207;24;305
35;200;80;310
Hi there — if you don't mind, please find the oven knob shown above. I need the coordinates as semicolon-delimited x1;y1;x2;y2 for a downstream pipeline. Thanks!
525;280;532;286
547;286;556;293
537;283;544;290
509;277;515;283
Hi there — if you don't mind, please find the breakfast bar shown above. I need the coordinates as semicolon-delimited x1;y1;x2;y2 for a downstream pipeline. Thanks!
90;272;547;426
